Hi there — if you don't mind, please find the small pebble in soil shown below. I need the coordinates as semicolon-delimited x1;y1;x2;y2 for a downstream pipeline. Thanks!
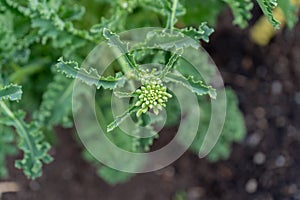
254;107;266;119
256;118;269;130
253;152;266;165
271;81;282;95
260;171;274;188
241;56;253;70
271;105;282;117
295;92;300;105
287;125;298;138
281;184;298;196
293;189;300;200
156;166;175;181
295;191;300;200
235;75;247;87
275;116;286;127
275;155;286;167
187;187;205;199
256;66;268;78
245;178;258;193
247;132;262;147
29;181;40;191
217;164;233;179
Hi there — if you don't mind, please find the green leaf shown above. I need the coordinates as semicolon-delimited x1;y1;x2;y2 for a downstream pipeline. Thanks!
81;150;135;185
277;0;298;29
132;125;159;152
181;0;224;27
165;73;216;98
0;11;33;66
90;10;127;35
113;91;135;98
56;57;123;90
174;47;217;83
223;0;253;28
188;88;246;161
103;28;139;72
82;93;158;184
0;84;22;101
141;29;200;51
257;0;280;29
160;48;183;77
97;166;133;185
107;106;137;132
0;102;53;179
0;125;17;178
141;0;186;18
2;0;96;58
180;22;214;42
34;74;73;129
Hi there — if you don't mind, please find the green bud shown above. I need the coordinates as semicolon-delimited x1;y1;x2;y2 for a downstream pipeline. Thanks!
134;80;172;117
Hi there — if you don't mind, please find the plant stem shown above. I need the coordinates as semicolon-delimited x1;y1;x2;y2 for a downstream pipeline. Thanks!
9;59;49;83
168;0;178;32
0;101;35;161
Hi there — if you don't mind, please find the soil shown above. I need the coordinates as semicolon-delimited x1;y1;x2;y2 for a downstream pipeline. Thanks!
2;9;300;200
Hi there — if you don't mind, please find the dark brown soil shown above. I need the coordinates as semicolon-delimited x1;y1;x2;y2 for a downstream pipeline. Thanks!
2;11;300;200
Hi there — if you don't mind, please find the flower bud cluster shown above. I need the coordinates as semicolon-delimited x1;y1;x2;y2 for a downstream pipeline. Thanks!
135;82;172;117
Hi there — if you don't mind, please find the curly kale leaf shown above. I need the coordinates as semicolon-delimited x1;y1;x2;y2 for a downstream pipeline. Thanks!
0;104;53;179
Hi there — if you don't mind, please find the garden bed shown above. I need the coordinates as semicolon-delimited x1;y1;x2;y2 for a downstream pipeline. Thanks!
3;10;300;200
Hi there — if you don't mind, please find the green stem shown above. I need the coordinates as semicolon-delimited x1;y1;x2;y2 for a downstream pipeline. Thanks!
159;49;182;78
0;101;35;160
9;59;49;83
167;0;179;31
112;47;132;73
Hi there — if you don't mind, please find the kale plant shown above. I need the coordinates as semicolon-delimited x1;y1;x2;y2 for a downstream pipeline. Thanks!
0;0;298;184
